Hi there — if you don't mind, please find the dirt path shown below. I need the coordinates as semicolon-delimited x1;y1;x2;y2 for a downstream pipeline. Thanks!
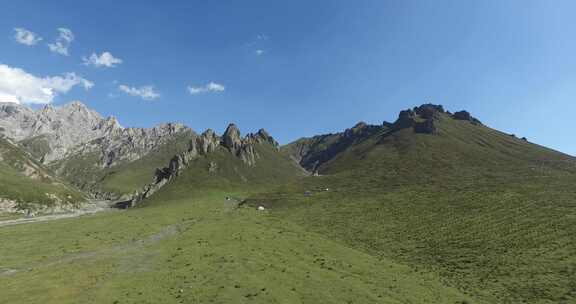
0;201;115;228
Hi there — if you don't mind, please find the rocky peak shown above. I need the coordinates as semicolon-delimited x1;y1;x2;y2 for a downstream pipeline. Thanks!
96;116;122;134
97;122;191;167
452;110;482;125
352;121;368;130
203;128;216;137
393;104;444;134
414;104;445;119
453;110;471;120
254;128;279;147
64;100;88;111
58;101;102;122
392;103;487;134
222;123;242;153
0;101;194;165
40;104;56;115
150;123;186;136
348;121;368;133
0;101;112;161
394;109;417;129
197;129;219;154
256;128;272;141
220;124;275;166
344;121;380;138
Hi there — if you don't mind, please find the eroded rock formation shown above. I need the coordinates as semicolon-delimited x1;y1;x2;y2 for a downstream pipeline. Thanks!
121;123;280;207
0;101;190;167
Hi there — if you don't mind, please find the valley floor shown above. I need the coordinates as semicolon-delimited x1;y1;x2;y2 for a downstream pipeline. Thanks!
0;192;475;304
0;200;114;228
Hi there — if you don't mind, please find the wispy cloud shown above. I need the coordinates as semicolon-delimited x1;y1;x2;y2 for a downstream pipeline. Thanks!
246;34;269;56
47;28;74;56
187;82;225;95
83;51;123;68
0;64;93;104
14;28;42;46
118;84;160;100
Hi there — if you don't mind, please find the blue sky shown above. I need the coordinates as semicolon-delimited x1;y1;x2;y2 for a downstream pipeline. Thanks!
1;1;576;155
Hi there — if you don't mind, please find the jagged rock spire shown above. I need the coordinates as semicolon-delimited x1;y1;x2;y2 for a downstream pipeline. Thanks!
222;123;242;153
198;129;219;154
255;128;279;148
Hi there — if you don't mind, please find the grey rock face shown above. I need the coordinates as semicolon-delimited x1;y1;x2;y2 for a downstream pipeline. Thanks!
95;123;189;167
222;123;242;153
0;101;117;162
0;101;190;167
239;144;258;166
221;124;280;167
255;129;279;147
393;104;443;135
414;104;444;119
453;110;472;121
394;109;417;129
197;129;219;154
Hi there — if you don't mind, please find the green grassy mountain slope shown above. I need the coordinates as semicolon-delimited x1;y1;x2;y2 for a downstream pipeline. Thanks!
281;122;385;173
145;140;305;203
118;125;306;208
248;104;576;303
1;127;478;304
0;136;85;212
0;131;478;303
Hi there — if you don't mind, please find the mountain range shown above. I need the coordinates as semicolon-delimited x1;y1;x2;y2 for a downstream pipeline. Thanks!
1;101;576;303
1;101;574;210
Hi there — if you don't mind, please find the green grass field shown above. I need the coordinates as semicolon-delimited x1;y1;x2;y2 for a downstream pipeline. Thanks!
0;189;477;304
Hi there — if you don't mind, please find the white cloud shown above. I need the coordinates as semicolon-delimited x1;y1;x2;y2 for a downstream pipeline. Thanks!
118;84;160;100
246;34;269;55
0;64;93;104
47;28;74;56
187;82;225;95
83;52;123;68
14;28;42;46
